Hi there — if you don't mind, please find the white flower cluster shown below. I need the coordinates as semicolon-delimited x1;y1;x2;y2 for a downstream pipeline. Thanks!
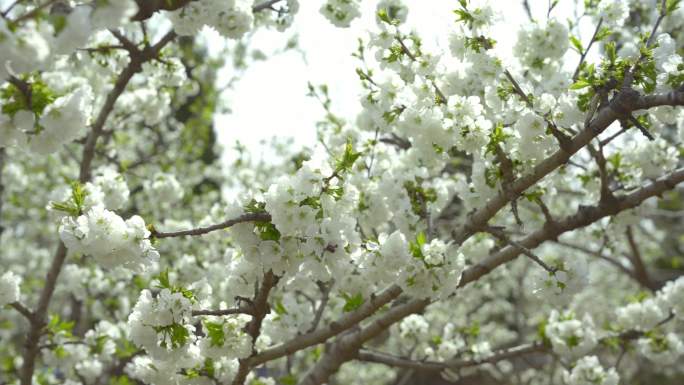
622;138;679;180
126;283;258;384
616;298;666;331
447;95;493;156
144;172;185;205
513;112;555;163
597;0;630;27
658;276;684;320
128;289;194;359
545;310;598;359
168;0;254;39
198;315;253;360
0;1;136;78
0;19;49;79
0;271;21;307
320;0;361;28
0;86;93;154
637;332;684;365
262;292;315;340
401;238;466;299
376;0;408;25
59;206;159;271
513;19;569;68
361;230;466;300
399;314;429;339
653;34;682;76
259;162;360;277
563;356;619;385
84;168;130;211
531;255;589;305
610;277;684;365
424;323;465;361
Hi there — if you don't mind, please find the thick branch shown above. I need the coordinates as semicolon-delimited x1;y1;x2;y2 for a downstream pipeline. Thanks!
20;243;67;385
246;285;403;366
625;226;654;290
79;30;176;182
20;31;177;385
298;298;429;385
451;89;684;246
460;168;684;286
152;212;271;239
358;342;545;371
232;271;279;385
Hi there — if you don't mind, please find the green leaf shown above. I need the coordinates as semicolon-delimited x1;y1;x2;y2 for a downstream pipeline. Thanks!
204;321;225;347
1;77;57;117
485;122;509;156
377;9;392;24
255;221;281;241
47;314;75;336
274;300;288;316
279;374;298;385
155;323;190;349
342;292;364;312
605;41;617;63
50;181;88;216
153;269;196;301
110;375;133;385
569;80;591;90
335;139;362;174
154;269;172;290
244;199;267;214
666;0;682;13
416;231;426;247
594;26;612;41
570;35;583;53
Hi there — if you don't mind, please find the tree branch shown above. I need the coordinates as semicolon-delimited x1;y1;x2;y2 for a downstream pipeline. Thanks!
625;226;654;290
451;88;684;246
19;31;177;385
79;30;177;182
232;270;279;385
10;0;59;24
9;301;33;320
152;212;271;239
572;18;603;82
192;307;253;317
19;243;67;385
460;168;684;286
358;342;545;371
246;285;403;366
298;298;430;385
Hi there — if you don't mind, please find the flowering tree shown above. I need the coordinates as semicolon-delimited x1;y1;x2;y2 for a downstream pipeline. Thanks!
1;0;684;384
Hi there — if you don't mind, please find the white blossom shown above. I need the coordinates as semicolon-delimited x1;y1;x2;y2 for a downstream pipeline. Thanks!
563;356;619;385
0;271;21;307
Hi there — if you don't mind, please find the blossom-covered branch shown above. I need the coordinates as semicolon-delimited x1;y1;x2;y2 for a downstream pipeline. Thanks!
151;212;271;239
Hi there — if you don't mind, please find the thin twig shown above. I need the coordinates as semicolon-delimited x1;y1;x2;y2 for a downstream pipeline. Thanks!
11;0;59;24
486;227;557;274
152;212;271;239
192;307;253;317
307;281;332;333
572;18;603;82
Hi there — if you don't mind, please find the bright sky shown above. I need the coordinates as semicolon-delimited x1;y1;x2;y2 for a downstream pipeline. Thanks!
211;0;578;165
